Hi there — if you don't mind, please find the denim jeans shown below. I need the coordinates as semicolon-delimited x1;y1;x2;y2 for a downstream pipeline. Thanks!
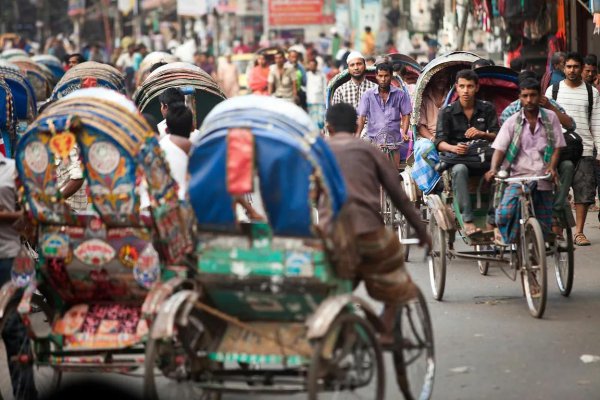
451;164;474;222
0;258;37;400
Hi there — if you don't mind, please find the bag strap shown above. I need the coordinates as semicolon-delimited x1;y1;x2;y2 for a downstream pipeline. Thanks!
586;82;593;123
552;82;559;101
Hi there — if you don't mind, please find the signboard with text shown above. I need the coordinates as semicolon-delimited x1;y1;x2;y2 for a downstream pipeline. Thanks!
268;0;333;26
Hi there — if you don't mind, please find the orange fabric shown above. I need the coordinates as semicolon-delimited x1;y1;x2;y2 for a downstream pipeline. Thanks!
226;128;254;196
248;66;270;95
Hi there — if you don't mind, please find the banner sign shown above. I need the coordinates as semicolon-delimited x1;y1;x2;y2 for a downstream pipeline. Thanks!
178;0;207;16
68;0;86;17
269;0;331;26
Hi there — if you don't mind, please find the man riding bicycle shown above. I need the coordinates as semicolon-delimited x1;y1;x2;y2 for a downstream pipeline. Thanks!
435;69;499;236
485;78;565;244
356;62;413;167
325;102;431;344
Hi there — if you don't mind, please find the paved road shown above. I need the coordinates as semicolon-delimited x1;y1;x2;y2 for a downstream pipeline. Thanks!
3;214;600;400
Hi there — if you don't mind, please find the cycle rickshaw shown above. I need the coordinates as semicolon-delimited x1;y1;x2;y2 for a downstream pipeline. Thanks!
133;62;226;131
10;56;54;102
144;95;435;400
418;62;574;317
50;61;126;100
135;51;179;88
0;87;193;398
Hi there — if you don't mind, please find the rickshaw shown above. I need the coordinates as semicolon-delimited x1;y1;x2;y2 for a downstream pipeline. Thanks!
10;56;54;102
0;88;193;398
144;95;435;400
0;77;16;157
133;62;226;130
135;51;179;88
50;61;126;100
0;63;37;157
32;54;65;83
420;60;574;318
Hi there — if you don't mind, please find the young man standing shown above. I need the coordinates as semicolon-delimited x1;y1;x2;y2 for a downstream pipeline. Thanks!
486;78;565;244
305;59;327;130
545;52;600;246
160;103;193;201
325;102;431;343
356;62;412;165
435;69;499;236
268;50;297;103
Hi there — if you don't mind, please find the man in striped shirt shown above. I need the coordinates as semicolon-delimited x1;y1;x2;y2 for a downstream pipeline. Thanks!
545;52;600;246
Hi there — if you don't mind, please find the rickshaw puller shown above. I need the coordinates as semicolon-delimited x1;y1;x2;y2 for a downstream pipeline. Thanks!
485;78;565;244
325;103;432;344
435;69;499;236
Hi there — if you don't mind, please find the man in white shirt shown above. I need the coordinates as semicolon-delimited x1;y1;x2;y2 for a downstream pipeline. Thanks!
545;52;600;246
157;88;201;142
160;102;193;201
306;59;326;130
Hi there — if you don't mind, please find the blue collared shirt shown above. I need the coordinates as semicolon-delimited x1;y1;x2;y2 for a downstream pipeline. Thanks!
357;85;413;144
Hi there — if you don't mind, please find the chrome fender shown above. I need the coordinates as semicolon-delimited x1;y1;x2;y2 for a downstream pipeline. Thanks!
141;277;196;319
426;194;455;231
0;281;20;320
305;294;384;340
150;290;199;340
400;167;418;203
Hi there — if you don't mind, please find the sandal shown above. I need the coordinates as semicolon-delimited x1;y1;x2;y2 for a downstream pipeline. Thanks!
574;233;591;247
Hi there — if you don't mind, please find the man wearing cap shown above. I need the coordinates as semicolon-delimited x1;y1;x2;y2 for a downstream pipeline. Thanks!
331;51;376;111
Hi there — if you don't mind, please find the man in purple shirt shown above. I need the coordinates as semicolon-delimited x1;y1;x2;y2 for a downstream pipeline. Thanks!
486;78;565;243
356;62;412;166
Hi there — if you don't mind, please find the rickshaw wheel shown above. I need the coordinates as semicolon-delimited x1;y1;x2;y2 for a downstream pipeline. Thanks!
554;226;574;297
398;214;411;261
307;313;384;400
144;310;220;400
475;245;490;276
521;218;547;318
0;292;61;400
392;288;435;400
428;217;447;301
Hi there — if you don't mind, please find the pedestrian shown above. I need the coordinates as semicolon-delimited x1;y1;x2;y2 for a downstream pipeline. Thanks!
361;26;376;56
66;53;85;69
356;62;413;166
323;102;431;345
161;103;193;200
330;29;341;61
0;151;37;400
331;51;376;110
541;52;566;93
545;52;600;246
217;53;240;98
286;50;307;108
306;59;327;130
268;50;297;102
248;54;270;95
335;41;352;70
582;55;600;92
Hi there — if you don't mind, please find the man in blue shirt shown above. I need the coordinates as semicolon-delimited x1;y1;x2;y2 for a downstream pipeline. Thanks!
356;62;413;166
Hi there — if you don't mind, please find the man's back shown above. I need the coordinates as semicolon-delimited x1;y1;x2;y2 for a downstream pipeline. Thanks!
328;134;412;235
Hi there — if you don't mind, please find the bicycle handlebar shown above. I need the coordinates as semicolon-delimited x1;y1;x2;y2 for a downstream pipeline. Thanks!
495;173;552;184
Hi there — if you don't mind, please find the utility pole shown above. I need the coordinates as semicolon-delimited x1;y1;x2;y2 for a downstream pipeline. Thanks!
457;0;471;51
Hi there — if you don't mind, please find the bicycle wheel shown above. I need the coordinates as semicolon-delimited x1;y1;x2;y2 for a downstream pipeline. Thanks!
393;289;435;400
398;213;411;261
554;226;574;297
521;218;547;318
0;293;61;400
475;245;489;276
428;217;447;301
307;313;385;400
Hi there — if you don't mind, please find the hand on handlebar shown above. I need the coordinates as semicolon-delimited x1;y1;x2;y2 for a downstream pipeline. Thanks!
484;169;497;182
418;230;433;251
545;167;559;184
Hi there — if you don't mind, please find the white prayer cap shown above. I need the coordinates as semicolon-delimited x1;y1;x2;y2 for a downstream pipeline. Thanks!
346;51;365;63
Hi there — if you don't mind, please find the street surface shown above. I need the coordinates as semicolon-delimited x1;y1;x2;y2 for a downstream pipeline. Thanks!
2;214;600;400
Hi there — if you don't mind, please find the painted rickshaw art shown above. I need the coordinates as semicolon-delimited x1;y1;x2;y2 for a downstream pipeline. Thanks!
144;95;435;400
0;88;193;398
133;62;226;130
0;63;37;157
50;61;126;100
